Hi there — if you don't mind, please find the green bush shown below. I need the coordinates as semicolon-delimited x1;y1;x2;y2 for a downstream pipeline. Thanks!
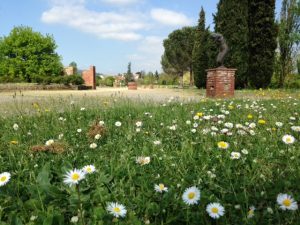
68;75;84;85
104;76;115;87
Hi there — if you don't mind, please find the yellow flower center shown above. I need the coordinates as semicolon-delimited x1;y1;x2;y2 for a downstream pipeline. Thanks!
286;137;291;143
188;192;195;199
211;207;219;214
86;167;92;173
71;173;80;181
218;142;227;148
159;184;165;190
113;207;121;213
0;176;7;182
247;114;253;119
197;112;203;117
283;199;291;207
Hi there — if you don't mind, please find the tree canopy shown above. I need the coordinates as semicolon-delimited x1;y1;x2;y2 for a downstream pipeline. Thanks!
0;26;63;82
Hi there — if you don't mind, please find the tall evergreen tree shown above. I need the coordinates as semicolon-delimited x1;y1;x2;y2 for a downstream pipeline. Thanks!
248;0;277;88
278;0;300;87
193;7;209;88
214;0;249;88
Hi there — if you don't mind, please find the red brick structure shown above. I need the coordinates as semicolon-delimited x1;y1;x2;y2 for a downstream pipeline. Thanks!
82;66;96;90
206;67;236;97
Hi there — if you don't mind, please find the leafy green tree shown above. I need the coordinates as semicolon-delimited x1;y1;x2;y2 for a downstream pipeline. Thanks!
278;0;300;87
155;70;159;81
162;27;195;88
69;61;78;74
0;26;63;82
193;7;209;89
214;0;249;88
248;0;277;88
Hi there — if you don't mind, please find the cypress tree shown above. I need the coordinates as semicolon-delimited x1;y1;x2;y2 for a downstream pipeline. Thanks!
248;0;277;88
214;0;249;88
193;7;209;88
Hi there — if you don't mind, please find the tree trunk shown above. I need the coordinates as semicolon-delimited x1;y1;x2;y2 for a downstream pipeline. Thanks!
179;72;184;88
189;66;194;87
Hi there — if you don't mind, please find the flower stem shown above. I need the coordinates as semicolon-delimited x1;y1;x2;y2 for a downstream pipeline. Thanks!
76;184;85;225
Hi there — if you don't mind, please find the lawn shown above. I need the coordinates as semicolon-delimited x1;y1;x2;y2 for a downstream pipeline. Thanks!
0;91;299;225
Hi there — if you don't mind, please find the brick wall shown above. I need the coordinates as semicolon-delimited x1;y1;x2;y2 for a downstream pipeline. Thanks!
82;66;96;90
206;68;236;97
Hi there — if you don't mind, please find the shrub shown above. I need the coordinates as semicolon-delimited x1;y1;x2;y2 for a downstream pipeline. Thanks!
104;76;115;87
68;75;84;85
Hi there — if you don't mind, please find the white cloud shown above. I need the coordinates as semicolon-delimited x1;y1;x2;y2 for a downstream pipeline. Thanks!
42;4;146;41
101;0;141;6
150;8;192;26
128;36;164;72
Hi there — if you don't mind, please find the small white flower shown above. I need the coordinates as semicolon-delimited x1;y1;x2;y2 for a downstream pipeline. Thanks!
82;165;96;174
99;121;105;126
275;122;283;127
193;123;198;128
63;169;85;186
106;202;127;218
277;193;298;211
224;122;233;129
70;216;79;223
230;152;241;159
234;204;241;209
206;203;225;219
193;115;199;120
136;121;142;127
291;126;300;132
282;135;295;144
30;215;37;221
182;186;201;205
94;134;101;140
191;129;197;133
221;128;229;134
115;121;122;127
186;120;191;125
249;123;256;129
289;116;296;121
58;133;64;140
77;129;82;133
136;128;141;132
154;183;168;193
241;149;249;155
247;206;255;218
80;107;86;111
136;156;150;166
45;139;54;146
169;125;176;131
89;143;97;149
13;123;19;131
0;172;11;186
267;207;273;214
153;140;161;145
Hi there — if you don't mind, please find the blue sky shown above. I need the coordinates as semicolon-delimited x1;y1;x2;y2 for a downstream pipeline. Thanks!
0;0;281;75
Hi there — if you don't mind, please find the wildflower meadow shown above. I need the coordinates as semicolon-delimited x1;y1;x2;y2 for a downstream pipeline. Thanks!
0;96;299;225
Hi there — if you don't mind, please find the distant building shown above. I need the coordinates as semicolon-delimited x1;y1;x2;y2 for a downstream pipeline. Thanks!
114;74;125;87
64;66;75;76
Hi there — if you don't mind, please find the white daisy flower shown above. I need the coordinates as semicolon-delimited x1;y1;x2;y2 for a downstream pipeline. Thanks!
115;121;122;127
224;122;233;129
70;216;79;223
89;143;97;149
136;156;150;166
206;202;225;219
291;126;300;132
230;152;241;159
154;183;168;193
136;121;142;127
45;139;54;146
282;135;295;144
82;165;96;174
77;129;82;133
106;202;127;218
63;169;85;186
153;140;161;145
0;172;11;186
275;122;283;127
13;123;19;131
182;186;201;205
94;134;101;140
247;206;255;218
277;193;298;211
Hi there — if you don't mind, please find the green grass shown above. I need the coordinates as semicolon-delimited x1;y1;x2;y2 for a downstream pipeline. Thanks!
0;96;299;225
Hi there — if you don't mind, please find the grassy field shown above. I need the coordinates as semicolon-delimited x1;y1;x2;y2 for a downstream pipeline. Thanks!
0;89;299;224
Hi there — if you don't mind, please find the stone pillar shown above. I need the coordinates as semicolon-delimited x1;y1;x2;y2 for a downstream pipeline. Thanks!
206;67;236;98
82;66;96;90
